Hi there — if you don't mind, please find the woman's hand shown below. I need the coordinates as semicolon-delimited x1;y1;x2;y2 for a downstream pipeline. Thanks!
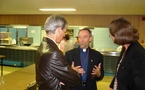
109;87;113;90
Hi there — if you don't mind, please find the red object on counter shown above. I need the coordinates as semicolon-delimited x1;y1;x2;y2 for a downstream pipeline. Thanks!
141;39;144;43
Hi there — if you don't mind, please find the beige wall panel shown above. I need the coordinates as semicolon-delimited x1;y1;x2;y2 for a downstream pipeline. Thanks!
14;15;28;24
71;15;84;25
39;15;51;25
0;15;15;24
95;15;106;27
80;15;88;26
63;15;76;25
138;21;145;42
87;15;97;26
0;15;145;42
64;15;88;26
121;15;139;27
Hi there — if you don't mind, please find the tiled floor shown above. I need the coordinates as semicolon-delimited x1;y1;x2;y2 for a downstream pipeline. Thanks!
0;65;36;90
97;76;114;90
2;66;114;90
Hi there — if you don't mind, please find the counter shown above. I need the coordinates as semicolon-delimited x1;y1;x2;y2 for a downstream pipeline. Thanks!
0;45;38;67
141;43;145;48
99;51;120;76
100;51;120;57
0;45;120;75
0;45;38;50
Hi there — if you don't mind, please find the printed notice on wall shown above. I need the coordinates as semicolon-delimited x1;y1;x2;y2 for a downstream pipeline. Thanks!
31;30;35;33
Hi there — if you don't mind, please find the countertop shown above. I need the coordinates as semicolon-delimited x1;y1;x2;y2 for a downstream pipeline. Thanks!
0;45;38;51
98;50;120;57
0;45;121;56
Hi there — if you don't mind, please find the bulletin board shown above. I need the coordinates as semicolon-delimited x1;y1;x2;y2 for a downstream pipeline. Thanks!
66;29;74;37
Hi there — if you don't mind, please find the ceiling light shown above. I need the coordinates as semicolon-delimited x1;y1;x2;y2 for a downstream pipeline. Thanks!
39;8;76;11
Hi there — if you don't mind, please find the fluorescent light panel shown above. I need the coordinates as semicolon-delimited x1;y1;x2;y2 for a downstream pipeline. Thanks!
39;8;76;11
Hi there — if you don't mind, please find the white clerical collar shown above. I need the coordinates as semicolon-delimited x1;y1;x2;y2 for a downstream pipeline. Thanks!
83;49;86;52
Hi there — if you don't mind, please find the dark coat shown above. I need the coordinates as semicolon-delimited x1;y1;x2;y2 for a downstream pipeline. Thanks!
65;47;104;90
35;37;80;90
110;41;145;90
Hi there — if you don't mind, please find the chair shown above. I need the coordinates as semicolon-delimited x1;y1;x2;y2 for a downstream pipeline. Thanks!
26;81;37;90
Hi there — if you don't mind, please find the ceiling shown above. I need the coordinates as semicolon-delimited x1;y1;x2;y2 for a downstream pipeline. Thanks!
0;0;145;15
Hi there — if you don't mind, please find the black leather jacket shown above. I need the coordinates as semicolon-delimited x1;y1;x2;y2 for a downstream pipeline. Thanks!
35;37;80;90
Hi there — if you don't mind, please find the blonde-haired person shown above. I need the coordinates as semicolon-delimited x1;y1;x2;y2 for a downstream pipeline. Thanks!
59;33;74;55
74;36;80;48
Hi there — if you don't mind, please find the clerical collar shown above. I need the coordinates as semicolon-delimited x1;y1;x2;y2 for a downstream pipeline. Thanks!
83;49;86;52
80;48;88;53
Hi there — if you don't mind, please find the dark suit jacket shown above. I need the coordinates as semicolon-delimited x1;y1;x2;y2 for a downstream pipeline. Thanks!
110;41;145;90
65;47;104;90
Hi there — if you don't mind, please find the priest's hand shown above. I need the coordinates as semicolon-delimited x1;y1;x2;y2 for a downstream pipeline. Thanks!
71;61;85;75
91;63;101;77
